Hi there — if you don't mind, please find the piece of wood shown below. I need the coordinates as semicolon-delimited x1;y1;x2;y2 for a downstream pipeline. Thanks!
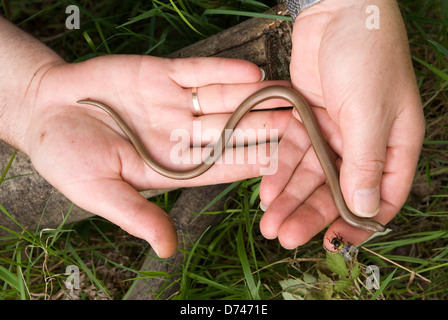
0;142;172;236
168;5;292;81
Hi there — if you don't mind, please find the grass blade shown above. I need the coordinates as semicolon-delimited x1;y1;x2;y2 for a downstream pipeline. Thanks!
427;39;448;57
412;55;448;82
236;225;260;300
169;0;205;36
67;241;110;298
370;268;397;300
0;265;20;291
185;272;240;295
203;9;292;21
82;31;98;55
0;150;16;185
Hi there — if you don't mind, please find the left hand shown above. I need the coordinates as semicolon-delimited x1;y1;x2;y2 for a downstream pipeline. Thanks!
259;0;425;250
21;55;291;257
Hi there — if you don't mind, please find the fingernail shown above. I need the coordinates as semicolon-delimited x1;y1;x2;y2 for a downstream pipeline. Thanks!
354;188;380;217
259;68;265;82
260;202;268;211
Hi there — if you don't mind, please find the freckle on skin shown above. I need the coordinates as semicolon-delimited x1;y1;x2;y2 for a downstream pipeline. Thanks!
39;131;46;143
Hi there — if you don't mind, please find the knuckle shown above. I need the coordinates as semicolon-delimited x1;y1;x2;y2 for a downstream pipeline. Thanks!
353;158;385;176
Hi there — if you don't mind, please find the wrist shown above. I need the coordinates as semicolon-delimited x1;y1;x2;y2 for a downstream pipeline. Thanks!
0;17;64;152
1;60;64;155
286;0;326;20
294;0;391;19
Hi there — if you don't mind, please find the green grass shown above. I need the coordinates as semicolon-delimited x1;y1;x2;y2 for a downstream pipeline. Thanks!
0;0;447;300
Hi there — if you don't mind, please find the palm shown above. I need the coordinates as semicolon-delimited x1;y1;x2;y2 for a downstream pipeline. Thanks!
23;55;293;257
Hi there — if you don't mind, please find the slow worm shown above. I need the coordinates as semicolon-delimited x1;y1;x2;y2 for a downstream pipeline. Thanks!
77;85;386;233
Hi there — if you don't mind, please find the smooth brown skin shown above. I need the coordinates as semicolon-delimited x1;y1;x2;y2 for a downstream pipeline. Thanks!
78;85;386;233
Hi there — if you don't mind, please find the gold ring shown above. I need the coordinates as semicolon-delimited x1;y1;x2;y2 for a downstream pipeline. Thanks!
191;87;203;116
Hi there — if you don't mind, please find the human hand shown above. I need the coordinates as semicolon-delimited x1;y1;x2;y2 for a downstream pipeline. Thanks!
19;55;291;257
259;0;425;250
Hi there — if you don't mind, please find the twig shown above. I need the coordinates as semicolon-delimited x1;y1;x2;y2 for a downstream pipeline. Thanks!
360;246;431;283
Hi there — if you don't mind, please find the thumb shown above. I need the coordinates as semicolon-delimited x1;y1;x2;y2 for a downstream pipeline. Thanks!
69;179;178;258
338;106;391;218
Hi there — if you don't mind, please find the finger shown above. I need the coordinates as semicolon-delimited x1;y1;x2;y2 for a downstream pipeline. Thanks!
259;146;326;240
190;81;292;115
153;141;282;188
323;199;396;252
187;109;291;147
277;184;340;249
259;105;336;207
338;101;392;219
380;105;425;208
120;119;288;190
322;111;424;249
169;57;264;87
69;179;178;258
259;115;310;207
133;109;290;180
